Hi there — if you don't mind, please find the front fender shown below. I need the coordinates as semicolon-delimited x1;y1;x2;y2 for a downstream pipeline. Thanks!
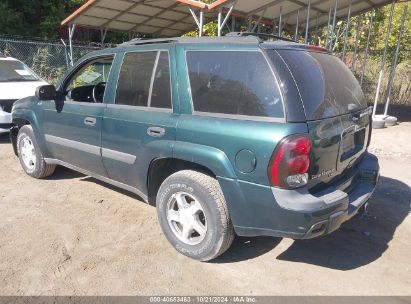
12;99;51;158
172;141;237;179
12;108;39;129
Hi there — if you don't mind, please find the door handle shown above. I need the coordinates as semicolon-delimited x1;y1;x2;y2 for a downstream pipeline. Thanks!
147;126;165;137
84;117;96;127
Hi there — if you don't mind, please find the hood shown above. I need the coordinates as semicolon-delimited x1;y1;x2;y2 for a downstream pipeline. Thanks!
0;80;48;100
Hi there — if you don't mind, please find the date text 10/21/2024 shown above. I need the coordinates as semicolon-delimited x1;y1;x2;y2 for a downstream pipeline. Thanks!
149;297;257;303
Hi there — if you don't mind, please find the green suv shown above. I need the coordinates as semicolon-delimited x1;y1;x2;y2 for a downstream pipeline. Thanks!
10;35;379;261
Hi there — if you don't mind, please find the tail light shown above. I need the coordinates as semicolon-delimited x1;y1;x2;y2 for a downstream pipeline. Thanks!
268;134;311;189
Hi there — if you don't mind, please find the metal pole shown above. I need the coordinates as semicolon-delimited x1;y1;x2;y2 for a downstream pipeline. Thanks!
329;0;338;50
199;10;203;37
231;15;236;32
68;24;76;67
189;7;203;37
219;2;236;35
384;6;408;116
325;5;332;48
248;16;253;32
252;8;267;32
305;0;311;44
295;9;300;41
314;13;319;45
373;0;395;117
341;3;351;60
218;7;222;36
360;10;374;86
100;28;107;48
61;39;69;68
279;6;283;36
351;15;361;72
272;19;276;35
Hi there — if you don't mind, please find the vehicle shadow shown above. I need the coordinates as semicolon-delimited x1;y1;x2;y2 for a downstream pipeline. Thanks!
213;176;409;266
46;166;144;201
46;167;410;268
47;165;84;180
81;176;144;201
0;133;10;144
276;176;410;270
213;236;282;263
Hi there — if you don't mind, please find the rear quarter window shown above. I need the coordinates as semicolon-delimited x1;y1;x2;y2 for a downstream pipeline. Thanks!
186;50;284;119
276;50;367;120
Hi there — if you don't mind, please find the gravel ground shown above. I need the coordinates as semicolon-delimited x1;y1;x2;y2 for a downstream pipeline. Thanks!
0;123;410;296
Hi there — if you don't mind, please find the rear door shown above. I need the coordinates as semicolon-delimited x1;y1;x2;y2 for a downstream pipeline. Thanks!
101;46;178;193
277;50;370;190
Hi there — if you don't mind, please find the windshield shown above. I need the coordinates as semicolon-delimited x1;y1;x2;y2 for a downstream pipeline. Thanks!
0;60;40;82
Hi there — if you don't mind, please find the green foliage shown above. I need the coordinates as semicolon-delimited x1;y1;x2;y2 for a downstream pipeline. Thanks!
0;0;85;39
373;3;410;63
183;22;218;37
31;46;66;84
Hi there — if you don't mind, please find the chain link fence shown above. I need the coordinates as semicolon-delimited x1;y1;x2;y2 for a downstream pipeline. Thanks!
0;36;111;84
339;49;411;107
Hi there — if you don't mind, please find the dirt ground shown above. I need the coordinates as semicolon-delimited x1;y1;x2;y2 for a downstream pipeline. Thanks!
0;123;410;296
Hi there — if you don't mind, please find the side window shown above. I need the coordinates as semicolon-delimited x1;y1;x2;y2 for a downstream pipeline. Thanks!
115;51;172;109
186;51;284;118
65;56;113;103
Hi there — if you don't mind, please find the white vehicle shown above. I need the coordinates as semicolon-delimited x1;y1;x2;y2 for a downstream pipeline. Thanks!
0;53;48;133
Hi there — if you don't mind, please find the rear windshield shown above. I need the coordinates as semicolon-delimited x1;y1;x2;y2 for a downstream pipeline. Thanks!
275;50;367;120
0;60;40;82
186;50;284;119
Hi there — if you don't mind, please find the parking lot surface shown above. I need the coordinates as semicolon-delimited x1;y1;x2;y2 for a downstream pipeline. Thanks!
0;123;410;295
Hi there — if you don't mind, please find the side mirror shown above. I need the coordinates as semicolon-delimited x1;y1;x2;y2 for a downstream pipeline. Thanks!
35;85;56;100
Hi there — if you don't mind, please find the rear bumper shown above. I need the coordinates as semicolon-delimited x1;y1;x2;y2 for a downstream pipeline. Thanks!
224;152;379;239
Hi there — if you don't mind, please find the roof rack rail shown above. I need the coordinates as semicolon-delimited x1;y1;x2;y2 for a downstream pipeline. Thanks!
120;38;178;46
226;32;295;43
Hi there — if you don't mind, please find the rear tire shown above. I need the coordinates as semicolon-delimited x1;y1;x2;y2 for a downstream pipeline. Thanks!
17;125;55;179
156;170;234;261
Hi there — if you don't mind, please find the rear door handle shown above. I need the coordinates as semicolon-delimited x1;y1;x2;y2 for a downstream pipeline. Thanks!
84;117;96;127
147;126;165;137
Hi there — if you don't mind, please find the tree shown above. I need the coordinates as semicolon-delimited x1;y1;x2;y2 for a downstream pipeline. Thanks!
0;0;85;39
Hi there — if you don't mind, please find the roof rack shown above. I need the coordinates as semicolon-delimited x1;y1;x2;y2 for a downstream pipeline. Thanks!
120;38;178;46
120;35;262;47
226;32;295;43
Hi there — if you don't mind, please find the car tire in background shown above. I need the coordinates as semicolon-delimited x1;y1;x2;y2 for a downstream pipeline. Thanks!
156;170;235;261
17;125;56;179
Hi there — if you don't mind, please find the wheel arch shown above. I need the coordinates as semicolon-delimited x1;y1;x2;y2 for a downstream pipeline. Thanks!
147;157;217;206
10;115;33;156
147;142;238;205
12;109;51;158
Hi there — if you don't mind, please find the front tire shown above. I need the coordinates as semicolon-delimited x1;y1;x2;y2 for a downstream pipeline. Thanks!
156;170;234;261
17;125;55;179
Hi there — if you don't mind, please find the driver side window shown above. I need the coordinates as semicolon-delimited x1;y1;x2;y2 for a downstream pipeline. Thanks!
65;56;114;103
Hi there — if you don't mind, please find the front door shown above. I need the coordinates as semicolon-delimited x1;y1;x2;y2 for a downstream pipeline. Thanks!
101;48;178;193
42;55;114;177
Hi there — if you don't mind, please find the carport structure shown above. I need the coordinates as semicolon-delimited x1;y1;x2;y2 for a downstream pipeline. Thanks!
62;0;408;118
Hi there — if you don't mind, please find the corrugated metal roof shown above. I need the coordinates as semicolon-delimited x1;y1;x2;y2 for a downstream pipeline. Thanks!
61;0;213;37
61;0;388;37
216;0;392;29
